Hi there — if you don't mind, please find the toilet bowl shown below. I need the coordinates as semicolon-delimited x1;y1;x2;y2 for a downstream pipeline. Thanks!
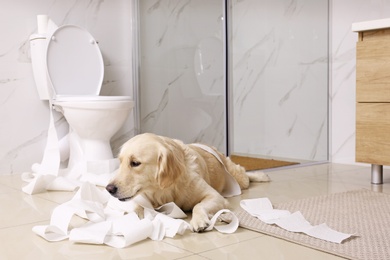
30;22;134;173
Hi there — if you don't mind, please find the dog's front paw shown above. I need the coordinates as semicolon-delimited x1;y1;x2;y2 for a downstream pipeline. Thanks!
190;214;211;233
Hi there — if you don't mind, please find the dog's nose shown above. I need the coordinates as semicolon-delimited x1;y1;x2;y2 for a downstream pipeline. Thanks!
106;184;118;195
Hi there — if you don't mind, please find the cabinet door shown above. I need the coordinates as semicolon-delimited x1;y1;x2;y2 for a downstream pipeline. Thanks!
356;40;390;102
356;103;390;165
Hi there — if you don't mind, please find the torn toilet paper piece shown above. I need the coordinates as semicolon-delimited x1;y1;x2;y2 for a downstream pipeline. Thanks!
21;172;83;195
22;160;116;195
240;198;354;243
33;182;239;248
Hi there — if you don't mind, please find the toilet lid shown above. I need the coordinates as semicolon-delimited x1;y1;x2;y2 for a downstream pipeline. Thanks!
46;25;104;96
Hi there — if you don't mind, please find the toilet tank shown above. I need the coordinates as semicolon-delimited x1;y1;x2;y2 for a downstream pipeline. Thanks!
30;34;51;100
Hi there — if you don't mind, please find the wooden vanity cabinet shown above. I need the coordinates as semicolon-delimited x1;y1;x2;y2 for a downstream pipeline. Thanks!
355;28;390;184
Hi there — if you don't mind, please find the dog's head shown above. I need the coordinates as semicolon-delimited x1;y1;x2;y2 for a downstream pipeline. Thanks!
106;133;186;201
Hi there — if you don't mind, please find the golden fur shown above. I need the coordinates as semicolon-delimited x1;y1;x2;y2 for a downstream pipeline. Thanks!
106;133;270;232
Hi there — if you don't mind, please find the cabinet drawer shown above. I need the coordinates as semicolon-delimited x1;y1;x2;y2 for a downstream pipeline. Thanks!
356;40;390;102
356;103;390;165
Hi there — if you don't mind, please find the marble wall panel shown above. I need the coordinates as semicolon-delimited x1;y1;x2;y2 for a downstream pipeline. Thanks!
230;0;329;161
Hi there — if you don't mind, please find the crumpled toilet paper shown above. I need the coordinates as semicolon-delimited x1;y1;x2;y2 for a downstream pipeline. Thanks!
240;198;354;243
22;163;114;195
33;182;239;248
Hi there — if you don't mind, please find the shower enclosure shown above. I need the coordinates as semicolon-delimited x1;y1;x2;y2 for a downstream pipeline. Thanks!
136;0;329;164
137;0;227;153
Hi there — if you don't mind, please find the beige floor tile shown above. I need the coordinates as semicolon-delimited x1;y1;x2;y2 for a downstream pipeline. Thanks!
316;162;369;173
178;255;210;260
35;190;76;204
263;163;331;181
0;173;24;191
228;175;360;208
0;221;194;260
0;191;56;228
0;182;17;194
163;227;262;253
1;163;388;259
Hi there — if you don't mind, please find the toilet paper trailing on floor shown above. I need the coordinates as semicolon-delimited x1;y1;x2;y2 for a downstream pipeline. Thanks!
33;182;239;248
240;198;354;244
22;158;118;195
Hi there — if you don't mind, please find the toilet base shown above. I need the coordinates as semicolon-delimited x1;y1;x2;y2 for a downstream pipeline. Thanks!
66;129;118;176
63;158;119;180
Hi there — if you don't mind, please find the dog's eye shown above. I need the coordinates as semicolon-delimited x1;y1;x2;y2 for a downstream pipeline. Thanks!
130;160;141;167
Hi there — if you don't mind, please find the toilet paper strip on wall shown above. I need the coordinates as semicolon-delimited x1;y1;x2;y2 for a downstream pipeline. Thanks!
33;182;239;248
240;198;354;244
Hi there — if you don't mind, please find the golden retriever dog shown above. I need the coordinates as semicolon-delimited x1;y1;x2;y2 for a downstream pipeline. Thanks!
106;133;270;232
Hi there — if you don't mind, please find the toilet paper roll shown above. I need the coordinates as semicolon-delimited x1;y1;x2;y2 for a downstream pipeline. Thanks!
37;15;49;34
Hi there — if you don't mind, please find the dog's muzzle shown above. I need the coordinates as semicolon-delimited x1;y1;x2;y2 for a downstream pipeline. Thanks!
106;184;118;195
106;184;133;201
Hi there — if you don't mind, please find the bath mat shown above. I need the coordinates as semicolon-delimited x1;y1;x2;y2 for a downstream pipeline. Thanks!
230;155;299;171
233;189;390;260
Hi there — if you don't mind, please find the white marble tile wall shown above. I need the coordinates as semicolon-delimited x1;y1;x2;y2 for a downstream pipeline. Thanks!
231;0;329;161
0;0;135;174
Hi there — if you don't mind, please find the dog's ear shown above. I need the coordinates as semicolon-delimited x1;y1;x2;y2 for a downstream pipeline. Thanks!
156;140;186;188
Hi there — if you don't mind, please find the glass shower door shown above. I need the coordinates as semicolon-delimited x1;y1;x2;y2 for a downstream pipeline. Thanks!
229;0;329;163
138;0;227;153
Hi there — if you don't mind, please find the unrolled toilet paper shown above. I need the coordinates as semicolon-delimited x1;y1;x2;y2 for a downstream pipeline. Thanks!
32;187;354;248
33;182;239;248
240;198;355;244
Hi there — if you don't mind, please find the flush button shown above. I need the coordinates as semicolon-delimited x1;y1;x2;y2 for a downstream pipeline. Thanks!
51;36;56;41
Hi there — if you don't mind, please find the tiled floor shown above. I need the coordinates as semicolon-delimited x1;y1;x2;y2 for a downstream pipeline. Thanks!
1;162;390;259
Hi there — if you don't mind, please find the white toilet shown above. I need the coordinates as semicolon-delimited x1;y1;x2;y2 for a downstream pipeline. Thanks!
30;22;134;174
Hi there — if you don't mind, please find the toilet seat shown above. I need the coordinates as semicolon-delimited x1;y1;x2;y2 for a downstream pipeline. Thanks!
55;95;132;102
46;25;104;97
53;99;134;110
